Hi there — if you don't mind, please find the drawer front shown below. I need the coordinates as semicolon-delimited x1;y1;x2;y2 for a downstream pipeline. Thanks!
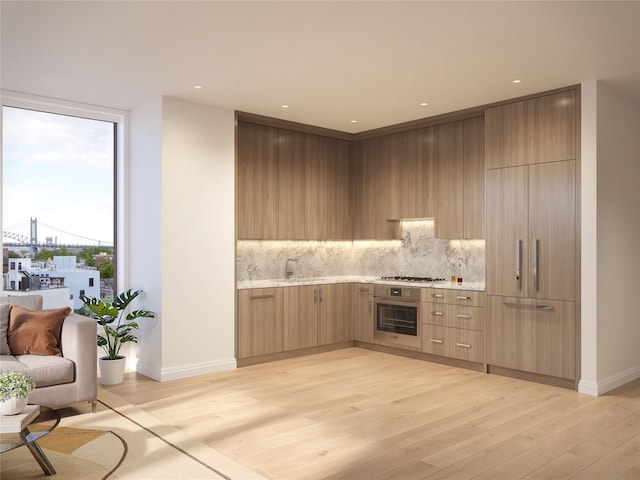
427;289;484;307
452;305;484;331
452;329;484;362
422;325;453;357
424;304;454;327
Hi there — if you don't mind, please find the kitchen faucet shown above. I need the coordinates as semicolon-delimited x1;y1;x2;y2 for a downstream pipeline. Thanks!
284;258;298;279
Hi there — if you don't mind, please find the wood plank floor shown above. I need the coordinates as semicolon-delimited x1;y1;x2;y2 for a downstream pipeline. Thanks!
106;348;640;480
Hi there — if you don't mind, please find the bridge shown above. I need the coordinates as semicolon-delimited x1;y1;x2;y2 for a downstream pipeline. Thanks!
3;218;113;253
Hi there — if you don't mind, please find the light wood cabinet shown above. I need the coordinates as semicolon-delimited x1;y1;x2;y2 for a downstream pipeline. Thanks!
350;284;374;343
238;122;351;240
236;122;279;239
486;296;576;380
282;284;350;351
485;90;576;169
283;285;318;350
237;288;283;359
486;160;576;301
433;121;464;239
422;289;485;363
318;283;351;345
463;116;485;238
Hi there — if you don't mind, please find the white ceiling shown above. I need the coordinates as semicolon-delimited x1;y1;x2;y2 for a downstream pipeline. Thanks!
2;1;639;133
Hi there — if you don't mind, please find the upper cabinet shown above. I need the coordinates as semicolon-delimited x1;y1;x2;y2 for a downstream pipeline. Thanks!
462;116;485;239
485;90;576;169
237;121;351;240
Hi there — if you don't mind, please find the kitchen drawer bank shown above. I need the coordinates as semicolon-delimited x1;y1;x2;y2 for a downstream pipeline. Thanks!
237;278;486;371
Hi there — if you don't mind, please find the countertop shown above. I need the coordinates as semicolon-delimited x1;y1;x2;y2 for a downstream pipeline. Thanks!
238;276;485;291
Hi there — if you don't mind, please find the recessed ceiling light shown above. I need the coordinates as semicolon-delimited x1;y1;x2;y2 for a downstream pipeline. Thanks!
193;85;202;89
420;102;428;106
281;104;289;109
512;79;521;84
350;120;357;124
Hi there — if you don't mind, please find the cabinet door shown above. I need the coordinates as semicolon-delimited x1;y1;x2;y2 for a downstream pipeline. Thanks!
237;288;283;358
486;296;576;380
283;286;318;350
463;116;485;239
433;121;464;238
486;166;529;297
529;160;576;301
278;129;307;239
351;284;374;343
485;90;576;169
326;138;351;239
318;284;350;345
236;122;279;239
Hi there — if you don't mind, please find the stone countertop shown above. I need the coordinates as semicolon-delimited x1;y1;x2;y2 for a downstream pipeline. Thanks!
238;276;485;291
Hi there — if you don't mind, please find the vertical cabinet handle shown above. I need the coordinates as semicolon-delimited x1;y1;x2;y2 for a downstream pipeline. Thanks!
319;287;323;302
516;239;521;290
532;238;538;291
314;289;318;303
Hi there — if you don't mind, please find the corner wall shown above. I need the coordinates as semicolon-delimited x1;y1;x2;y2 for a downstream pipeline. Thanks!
580;81;640;395
130;97;236;381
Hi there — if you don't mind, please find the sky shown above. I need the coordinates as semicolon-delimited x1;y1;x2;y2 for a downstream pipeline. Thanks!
2;106;114;247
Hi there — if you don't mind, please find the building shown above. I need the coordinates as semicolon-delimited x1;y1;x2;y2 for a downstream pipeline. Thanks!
5;256;100;310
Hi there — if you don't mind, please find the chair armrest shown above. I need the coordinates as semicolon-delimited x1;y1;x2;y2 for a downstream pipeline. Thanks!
60;313;97;396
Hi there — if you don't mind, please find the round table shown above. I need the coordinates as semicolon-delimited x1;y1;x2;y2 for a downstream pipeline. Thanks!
0;406;60;475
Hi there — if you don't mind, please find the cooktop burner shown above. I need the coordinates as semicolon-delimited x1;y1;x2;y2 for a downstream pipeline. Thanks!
380;276;446;282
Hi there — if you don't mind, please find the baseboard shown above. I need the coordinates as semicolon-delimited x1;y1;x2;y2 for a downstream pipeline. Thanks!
586;365;640;396
135;357;237;382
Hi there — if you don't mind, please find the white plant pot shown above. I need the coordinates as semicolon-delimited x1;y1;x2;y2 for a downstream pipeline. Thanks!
99;356;127;385
0;396;28;415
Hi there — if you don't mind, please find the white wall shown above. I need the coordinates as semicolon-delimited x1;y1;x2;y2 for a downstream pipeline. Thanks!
129;96;236;381
129;97;164;375
580;81;640;395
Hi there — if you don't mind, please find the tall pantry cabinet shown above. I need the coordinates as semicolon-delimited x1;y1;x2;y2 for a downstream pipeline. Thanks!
484;88;579;387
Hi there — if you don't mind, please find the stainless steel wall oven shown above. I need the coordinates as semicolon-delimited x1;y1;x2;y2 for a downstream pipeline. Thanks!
373;285;423;350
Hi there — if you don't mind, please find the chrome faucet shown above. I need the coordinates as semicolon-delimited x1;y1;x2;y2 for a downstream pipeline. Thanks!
284;258;298;279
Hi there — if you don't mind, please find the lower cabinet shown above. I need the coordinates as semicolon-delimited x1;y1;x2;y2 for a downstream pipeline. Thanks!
238;284;350;360
237;288;284;359
350;284;374;343
422;289;485;363
486;296;576;380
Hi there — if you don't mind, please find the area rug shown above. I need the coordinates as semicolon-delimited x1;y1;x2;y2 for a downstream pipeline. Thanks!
1;390;266;480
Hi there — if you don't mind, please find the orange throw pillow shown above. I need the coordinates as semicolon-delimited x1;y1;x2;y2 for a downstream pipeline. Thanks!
8;305;71;356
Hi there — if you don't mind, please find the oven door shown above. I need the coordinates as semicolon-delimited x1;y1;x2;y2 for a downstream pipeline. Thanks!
374;298;421;350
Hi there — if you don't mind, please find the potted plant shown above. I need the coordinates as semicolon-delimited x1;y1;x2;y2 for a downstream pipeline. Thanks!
81;289;155;385
0;370;36;415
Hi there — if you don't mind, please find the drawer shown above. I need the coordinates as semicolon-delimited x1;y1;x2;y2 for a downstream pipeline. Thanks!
422;325;453;357
422;325;484;363
424;304;484;331
426;288;484;307
451;328;484;363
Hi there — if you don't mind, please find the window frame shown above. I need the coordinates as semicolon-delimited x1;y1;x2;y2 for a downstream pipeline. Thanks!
1;90;128;293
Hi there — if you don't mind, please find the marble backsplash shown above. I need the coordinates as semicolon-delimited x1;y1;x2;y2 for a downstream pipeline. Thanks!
237;220;485;283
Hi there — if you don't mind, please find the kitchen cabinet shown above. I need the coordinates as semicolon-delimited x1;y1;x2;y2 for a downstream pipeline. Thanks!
236;122;279;239
486;296;576;380
238;122;351;240
432;121;464;239
485;90;576;170
422;289;485;363
282;283;350;350
237;288;283;359
463;116;485;239
352;136;401;239
486;160;576;301
350;283;374;343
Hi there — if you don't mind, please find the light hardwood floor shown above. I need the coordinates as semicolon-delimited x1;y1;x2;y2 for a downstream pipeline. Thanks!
106;348;640;480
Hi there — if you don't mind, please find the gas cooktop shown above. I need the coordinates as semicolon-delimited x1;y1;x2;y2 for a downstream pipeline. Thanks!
380;276;446;282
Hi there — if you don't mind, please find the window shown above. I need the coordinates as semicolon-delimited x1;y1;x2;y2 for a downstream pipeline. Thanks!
2;94;124;296
10;261;15;270
79;289;85;297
